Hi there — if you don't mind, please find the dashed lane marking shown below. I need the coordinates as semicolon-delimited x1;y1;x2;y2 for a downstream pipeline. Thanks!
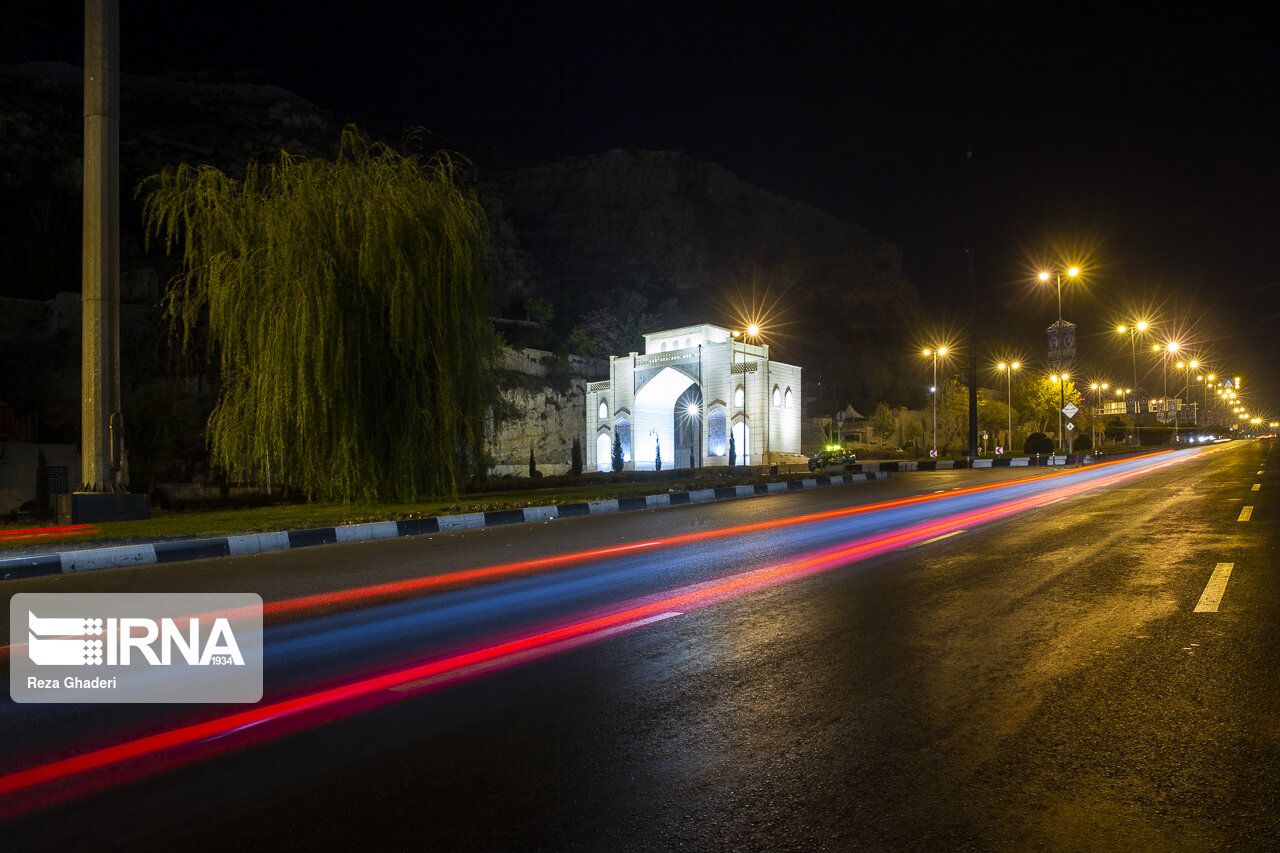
1239;506;1254;521
1195;563;1235;613
907;530;966;549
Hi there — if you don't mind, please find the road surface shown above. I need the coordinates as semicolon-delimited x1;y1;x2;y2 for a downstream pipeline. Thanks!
2;441;1275;850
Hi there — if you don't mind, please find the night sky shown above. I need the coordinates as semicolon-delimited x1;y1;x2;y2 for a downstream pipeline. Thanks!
7;1;1279;411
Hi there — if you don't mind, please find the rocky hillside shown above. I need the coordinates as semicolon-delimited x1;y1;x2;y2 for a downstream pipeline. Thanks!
0;63;925;472
483;148;924;404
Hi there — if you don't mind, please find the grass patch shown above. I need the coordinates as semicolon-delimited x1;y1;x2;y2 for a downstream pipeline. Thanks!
0;469;799;551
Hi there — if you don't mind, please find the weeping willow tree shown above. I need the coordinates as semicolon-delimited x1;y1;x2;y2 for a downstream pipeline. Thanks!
137;126;496;501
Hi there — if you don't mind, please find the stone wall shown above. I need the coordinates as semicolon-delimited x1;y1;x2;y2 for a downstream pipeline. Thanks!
485;348;601;477
0;441;79;515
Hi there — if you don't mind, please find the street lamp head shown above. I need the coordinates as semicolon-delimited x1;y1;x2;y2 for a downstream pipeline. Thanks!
997;362;1007;371
1152;344;1161;352
1190;360;1199;369
1136;321;1148;331
1067;266;1080;277
1011;361;1020;370
938;346;948;356
1167;341;1180;353
1176;361;1185;369
922;347;932;356
1116;324;1127;333
746;323;759;337
1038;271;1050;282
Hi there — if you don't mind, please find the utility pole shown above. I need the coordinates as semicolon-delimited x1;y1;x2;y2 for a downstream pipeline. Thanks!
81;0;121;492
72;0;148;521
967;246;978;459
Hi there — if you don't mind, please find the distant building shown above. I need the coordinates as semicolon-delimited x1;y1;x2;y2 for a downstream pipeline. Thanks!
585;324;803;471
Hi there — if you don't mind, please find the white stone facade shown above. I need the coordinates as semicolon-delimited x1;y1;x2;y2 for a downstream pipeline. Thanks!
585;324;803;471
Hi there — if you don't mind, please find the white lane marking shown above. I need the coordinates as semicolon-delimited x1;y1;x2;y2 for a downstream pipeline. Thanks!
907;530;966;549
1195;563;1235;612
1239;506;1254;521
1252;484;1261;491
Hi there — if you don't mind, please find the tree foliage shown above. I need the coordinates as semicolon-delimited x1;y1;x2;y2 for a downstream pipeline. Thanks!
1015;374;1082;434
870;402;896;442
138;126;496;501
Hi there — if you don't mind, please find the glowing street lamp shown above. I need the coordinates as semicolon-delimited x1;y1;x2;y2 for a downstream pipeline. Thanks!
1039;267;1081;382
730;323;767;465
1089;382;1109;448
997;362;1020;455
682;401;702;467
1116;320;1151;443
1050;372;1072;455
1153;341;1183;441
923;346;948;457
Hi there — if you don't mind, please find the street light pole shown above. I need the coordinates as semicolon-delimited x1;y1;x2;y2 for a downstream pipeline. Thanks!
924;347;947;457
1154;341;1182;443
1117;321;1149;444
1039;267;1079;454
998;362;1019;454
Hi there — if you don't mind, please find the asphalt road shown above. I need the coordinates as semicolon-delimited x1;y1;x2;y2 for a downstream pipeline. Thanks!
2;441;1276;851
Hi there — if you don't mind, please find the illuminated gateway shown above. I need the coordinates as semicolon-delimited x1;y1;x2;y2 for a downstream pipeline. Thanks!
585;324;803;471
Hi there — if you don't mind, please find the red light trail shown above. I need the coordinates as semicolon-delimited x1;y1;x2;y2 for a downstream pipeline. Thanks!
0;447;1214;818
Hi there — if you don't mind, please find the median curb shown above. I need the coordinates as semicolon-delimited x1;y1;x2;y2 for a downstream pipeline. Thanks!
1;471;891;580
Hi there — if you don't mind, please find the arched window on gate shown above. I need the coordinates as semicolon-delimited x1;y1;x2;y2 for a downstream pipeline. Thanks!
596;433;612;472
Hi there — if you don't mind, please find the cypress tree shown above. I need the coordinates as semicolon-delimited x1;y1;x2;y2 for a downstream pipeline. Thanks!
611;434;624;472
570;437;583;476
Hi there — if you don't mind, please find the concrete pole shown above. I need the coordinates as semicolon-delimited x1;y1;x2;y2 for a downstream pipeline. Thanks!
81;0;121;491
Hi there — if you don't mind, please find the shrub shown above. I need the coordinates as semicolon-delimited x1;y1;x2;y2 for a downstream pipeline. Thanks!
1024;432;1054;454
1072;433;1093;452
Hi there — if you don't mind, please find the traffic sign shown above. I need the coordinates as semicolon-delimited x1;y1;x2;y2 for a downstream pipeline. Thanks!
995;446;1004;455
930;449;938;458
1062;402;1079;418
1066;422;1075;431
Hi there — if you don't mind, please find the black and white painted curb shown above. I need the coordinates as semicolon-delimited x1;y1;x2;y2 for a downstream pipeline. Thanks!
1;471;891;580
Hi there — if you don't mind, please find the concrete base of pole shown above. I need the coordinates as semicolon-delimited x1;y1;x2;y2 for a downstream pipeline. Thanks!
57;493;150;524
